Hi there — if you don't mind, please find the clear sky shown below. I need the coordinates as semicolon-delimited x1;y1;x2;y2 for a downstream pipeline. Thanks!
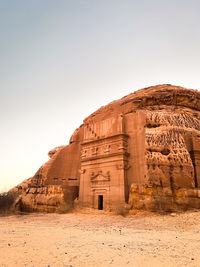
1;0;200;192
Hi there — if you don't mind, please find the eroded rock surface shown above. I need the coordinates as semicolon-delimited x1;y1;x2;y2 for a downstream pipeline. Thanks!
12;84;200;212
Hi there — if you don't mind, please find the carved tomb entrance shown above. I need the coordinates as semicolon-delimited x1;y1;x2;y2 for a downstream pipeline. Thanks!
79;133;129;210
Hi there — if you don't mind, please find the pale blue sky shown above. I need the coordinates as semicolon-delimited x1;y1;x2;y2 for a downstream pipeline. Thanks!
1;0;200;191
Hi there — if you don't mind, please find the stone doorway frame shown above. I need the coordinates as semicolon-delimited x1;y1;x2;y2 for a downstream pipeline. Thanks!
92;188;108;210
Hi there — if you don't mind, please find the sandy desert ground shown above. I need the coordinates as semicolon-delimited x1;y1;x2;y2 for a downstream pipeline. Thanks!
0;209;200;267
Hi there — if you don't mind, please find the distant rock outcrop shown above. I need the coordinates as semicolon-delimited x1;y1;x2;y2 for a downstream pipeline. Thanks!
12;85;200;212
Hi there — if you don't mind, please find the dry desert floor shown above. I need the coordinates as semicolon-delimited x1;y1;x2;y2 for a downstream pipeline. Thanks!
1;209;200;267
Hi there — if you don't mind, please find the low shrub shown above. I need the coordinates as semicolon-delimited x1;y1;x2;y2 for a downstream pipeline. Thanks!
0;191;18;213
115;205;129;217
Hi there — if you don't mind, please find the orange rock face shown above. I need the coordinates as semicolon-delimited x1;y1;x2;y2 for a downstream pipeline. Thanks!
13;85;200;212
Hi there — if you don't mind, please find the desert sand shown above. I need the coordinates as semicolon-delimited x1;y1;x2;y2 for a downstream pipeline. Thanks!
0;210;200;267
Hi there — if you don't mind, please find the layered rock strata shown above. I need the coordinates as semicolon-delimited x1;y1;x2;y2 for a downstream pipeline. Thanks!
12;84;200;212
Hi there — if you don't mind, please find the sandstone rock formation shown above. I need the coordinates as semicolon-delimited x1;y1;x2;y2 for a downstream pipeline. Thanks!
12;84;200;212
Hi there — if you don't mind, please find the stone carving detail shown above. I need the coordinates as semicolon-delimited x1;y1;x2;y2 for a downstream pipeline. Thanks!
90;170;110;181
79;169;86;174
118;141;128;151
116;163;130;170
81;134;129;161
81;149;87;158
91;147;98;155
104;145;110;153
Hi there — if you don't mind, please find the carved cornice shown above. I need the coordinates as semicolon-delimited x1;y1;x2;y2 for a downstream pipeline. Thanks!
81;133;129;161
81;133;129;146
81;151;129;162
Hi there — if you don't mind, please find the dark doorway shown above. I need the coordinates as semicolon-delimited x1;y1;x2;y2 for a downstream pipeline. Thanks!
98;195;103;210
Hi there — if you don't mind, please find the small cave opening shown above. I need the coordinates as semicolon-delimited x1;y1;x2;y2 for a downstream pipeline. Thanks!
161;148;170;155
146;123;161;128
147;147;170;156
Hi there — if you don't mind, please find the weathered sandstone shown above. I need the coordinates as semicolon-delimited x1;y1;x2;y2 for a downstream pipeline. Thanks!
12;84;200;212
